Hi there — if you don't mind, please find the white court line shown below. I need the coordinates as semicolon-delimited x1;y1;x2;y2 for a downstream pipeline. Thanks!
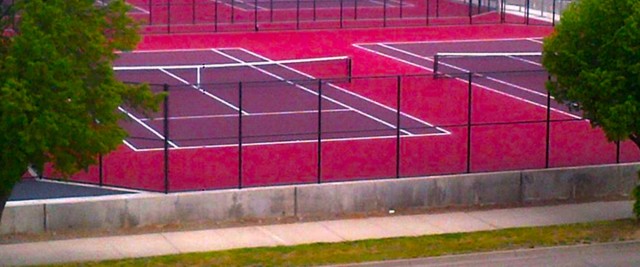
122;139;139;151
140;108;351;121
118;106;179;148
130;4;150;14
33;178;149;194
527;38;544;44
354;42;582;120
235;48;449;135
369;0;399;8
235;0;270;11
211;0;250;11
131;132;448;152
159;69;249;115
227;48;421;136
354;36;547;46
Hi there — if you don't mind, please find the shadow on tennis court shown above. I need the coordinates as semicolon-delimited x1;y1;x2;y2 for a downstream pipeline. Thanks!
9;179;135;201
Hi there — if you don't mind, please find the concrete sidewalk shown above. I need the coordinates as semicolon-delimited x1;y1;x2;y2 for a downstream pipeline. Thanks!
0;200;634;266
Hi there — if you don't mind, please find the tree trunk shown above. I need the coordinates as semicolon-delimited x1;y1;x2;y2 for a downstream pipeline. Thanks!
0;190;9;225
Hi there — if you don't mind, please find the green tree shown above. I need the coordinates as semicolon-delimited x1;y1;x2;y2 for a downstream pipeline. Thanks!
0;0;160;221
542;0;640;217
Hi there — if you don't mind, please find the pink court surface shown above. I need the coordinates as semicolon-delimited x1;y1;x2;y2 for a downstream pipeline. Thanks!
46;24;640;192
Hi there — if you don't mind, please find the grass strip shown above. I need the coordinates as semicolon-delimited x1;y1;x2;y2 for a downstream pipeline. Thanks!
50;219;639;267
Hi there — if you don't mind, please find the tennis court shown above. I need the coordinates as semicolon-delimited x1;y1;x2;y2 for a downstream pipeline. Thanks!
354;37;582;120
123;0;510;32
114;48;445;151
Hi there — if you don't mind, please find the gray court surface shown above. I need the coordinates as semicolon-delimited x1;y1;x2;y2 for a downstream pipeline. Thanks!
9;179;135;201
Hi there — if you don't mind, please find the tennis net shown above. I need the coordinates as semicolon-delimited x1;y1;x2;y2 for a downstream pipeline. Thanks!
113;56;353;86
433;52;543;76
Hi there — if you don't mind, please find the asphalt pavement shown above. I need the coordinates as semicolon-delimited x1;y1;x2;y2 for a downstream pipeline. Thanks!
335;241;640;267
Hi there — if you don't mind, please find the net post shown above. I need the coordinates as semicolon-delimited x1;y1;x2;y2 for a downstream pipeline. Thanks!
396;75;402;179
317;79;323;184
436;0;440;17
314;0;317;21
400;0;403;18
238;82;243;189
192;0;196;24
466;72;472;173
545;76;552;168
148;0;153;25
163;83;170;194
197;66;202;91
254;0;258;31
347;57;352;83
433;53;439;78
270;0;274;22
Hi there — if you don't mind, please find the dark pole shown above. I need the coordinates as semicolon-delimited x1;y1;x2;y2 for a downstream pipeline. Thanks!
254;0;258;31
396;76;402;178
296;0;300;30
436;0;440;18
163;84;170;194
552;0;557;26
383;0;387;27
500;0;505;23
426;0;430;26
238;82;243;189
545;79;552;168
468;0;472;24
340;0;344;28
167;0;171;33
231;0;236;24
149;0;153;25
317;79;323;183
192;0;196;24
354;0;358;20
466;73;472;173
525;0;530;24
270;0;274;22
616;141;621;163
215;0;219;32
99;154;103;186
400;0;404;18
314;0;317;21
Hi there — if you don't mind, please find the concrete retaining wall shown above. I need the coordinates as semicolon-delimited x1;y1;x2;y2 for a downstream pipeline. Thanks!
2;163;638;235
